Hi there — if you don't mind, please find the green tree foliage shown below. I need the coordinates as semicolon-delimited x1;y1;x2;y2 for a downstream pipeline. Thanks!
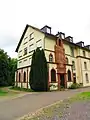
8;58;17;86
0;49;9;86
29;48;48;91
0;49;17;86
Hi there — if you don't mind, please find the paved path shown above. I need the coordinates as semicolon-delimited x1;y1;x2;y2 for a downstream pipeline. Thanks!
0;87;90;120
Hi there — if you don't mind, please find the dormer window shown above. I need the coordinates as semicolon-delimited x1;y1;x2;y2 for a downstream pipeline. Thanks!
56;32;65;39
61;34;65;39
65;36;73;43
76;41;84;47
69;37;73;42
47;27;51;33
49;54;53;62
41;25;51;34
82;43;84;47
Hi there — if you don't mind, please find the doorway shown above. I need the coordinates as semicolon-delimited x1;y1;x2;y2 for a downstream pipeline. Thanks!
60;74;65;88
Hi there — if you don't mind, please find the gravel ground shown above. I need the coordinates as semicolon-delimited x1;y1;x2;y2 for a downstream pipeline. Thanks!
27;100;90;120
60;100;90;120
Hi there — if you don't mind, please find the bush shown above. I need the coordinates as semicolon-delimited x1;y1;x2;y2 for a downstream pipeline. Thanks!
69;83;80;89
10;86;34;92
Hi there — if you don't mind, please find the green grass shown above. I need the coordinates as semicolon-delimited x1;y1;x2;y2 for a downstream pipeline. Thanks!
0;89;8;96
21;92;90;120
69;92;90;102
0;87;20;97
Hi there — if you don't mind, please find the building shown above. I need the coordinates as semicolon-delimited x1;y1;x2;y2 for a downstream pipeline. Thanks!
15;24;90;90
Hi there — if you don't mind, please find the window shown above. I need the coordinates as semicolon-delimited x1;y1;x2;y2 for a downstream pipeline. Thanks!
73;73;76;83
66;57;69;64
47;27;51;33
24;37;28;40
24;47;27;55
61;34;65;39
84;62;87;70
36;39;42;48
19;50;22;53
19;50;22;58
70;47;74;57
29;32;34;41
51;69;56;82
83;51;86;57
19;61;22;67
85;73;89;83
23;72;26;83
19;73;21;82
24;59;27;62
29;44;34;52
49;54;53;62
72;61;75;70
67;70;71;82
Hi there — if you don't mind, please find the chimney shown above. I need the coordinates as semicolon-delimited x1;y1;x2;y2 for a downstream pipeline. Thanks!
76;41;84;47
41;25;51;34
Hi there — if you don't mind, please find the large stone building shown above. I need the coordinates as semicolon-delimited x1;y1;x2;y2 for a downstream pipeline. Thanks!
15;24;90;90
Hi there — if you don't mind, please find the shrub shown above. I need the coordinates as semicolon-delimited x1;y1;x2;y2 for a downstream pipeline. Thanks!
69;83;80;89
10;86;34;92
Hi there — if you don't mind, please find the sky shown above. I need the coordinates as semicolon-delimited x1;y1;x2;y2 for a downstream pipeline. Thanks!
0;0;90;58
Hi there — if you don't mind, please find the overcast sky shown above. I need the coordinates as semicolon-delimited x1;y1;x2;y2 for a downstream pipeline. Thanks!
0;0;90;58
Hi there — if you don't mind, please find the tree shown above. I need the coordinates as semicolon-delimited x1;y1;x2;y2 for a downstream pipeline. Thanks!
29;50;35;90
8;58;17;86
0;49;17;86
0;49;9;86
29;48;48;91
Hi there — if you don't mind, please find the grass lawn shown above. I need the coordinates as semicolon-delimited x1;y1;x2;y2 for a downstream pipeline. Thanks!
0;87;21;97
21;92;90;120
0;89;8;96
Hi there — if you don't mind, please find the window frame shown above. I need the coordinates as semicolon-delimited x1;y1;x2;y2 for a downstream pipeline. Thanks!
24;47;27;55
84;62;87;70
70;47;74;57
83;51;86;57
72;61;75;70
29;32;34;41
49;54;53;62
85;73;89;83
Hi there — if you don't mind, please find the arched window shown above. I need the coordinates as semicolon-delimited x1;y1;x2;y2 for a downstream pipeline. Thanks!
84;62;87;70
66;57;69;64
67;70;71;82
72;61;75;70
51;69;56;82
85;73;89;83
24;71;26;83
49;54;53;62
19;73;21;82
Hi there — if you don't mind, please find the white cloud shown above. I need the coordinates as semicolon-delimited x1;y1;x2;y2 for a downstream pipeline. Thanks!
0;0;90;57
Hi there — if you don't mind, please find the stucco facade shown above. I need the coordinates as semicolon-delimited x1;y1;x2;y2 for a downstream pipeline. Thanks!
15;24;90;90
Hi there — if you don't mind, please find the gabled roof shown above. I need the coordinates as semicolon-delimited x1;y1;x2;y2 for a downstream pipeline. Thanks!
15;24;90;52
15;24;44;52
15;24;28;52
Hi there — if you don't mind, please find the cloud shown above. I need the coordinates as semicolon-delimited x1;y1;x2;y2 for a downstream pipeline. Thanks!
0;0;90;57
0;34;17;48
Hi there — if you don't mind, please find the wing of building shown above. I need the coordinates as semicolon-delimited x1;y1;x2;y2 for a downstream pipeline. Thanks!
15;24;90;90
